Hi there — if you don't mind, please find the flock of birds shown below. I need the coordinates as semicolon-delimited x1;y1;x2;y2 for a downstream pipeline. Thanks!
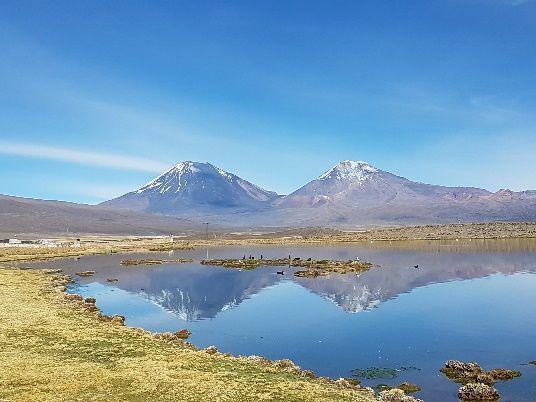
240;253;421;274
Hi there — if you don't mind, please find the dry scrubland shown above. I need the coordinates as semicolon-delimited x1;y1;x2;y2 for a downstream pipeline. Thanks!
0;268;376;402
214;222;536;243
350;221;536;241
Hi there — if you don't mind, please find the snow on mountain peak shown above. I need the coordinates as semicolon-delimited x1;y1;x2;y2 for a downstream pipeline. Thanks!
171;162;233;180
216;167;233;181
132;161;277;204
338;160;378;172
173;161;200;173
136;161;230;194
318;160;379;181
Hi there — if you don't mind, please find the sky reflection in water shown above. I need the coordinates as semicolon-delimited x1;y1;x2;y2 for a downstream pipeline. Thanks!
32;239;536;402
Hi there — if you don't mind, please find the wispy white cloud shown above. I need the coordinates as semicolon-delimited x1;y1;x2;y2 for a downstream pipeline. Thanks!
470;0;534;5
385;83;534;127
502;0;533;5
0;141;168;173
47;181;136;202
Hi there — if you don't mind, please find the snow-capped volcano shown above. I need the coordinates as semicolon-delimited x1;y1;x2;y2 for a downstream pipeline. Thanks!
275;159;500;217
102;161;279;215
318;160;379;182
275;160;402;208
136;161;275;201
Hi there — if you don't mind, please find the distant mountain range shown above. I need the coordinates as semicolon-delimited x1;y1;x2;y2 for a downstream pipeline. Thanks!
102;160;536;227
2;160;535;236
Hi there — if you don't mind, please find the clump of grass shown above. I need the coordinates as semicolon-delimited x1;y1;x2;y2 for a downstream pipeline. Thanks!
396;382;422;394
352;366;419;380
440;360;521;385
146;243;194;252
75;270;95;277
120;258;194;266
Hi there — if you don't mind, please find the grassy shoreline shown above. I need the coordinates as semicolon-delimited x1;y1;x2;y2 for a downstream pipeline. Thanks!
0;268;377;402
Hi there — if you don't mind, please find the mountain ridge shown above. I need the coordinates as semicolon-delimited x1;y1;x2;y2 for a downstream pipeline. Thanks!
0;194;200;237
99;159;536;227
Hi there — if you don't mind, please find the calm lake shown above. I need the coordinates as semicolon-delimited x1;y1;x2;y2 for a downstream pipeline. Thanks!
30;239;536;401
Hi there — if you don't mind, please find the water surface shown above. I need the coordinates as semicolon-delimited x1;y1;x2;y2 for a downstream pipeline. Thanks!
30;239;536;401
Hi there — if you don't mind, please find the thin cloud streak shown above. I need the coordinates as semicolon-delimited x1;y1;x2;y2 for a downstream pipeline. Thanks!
504;0;533;5
0;141;168;173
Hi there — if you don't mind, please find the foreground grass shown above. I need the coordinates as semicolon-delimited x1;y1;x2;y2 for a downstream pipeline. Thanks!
0;268;376;402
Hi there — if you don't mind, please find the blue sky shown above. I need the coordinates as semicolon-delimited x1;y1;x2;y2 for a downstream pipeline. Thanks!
1;0;535;204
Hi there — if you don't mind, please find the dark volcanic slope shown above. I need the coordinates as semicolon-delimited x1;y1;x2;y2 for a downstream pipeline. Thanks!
101;161;280;216
0;194;198;237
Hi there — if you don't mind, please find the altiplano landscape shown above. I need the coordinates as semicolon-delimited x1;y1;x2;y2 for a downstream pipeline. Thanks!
2;1;536;401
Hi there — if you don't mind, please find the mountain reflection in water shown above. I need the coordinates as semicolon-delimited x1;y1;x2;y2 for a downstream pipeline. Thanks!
30;238;536;320
27;239;536;402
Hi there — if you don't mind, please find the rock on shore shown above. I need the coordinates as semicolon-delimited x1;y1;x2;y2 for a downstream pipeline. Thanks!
458;383;500;400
